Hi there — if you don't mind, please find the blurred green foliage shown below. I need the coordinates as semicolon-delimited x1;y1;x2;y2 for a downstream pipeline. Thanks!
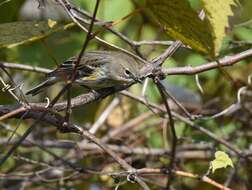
0;0;25;22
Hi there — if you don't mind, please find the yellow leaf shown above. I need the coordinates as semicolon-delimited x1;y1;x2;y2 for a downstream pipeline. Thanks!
210;151;234;173
146;0;214;55
201;0;238;57
47;18;57;28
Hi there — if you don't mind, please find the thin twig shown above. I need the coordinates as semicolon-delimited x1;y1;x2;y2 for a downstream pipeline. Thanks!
64;0;101;124
162;48;252;75
75;125;150;190
1;48;252;78
0;106;27;121
109;168;232;190
0;84;70;167
120;91;243;156
155;78;177;189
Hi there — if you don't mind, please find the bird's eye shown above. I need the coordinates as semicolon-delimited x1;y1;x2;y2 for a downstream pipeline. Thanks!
124;69;131;76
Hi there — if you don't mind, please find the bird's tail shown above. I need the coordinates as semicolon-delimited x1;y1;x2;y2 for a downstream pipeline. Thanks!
26;77;58;96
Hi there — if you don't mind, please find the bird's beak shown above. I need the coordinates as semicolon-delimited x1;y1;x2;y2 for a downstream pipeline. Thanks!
133;76;142;84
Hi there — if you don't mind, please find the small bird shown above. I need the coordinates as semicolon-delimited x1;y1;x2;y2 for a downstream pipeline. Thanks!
26;51;142;96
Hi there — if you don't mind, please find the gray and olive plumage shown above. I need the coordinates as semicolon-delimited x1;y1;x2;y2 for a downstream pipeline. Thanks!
26;51;142;96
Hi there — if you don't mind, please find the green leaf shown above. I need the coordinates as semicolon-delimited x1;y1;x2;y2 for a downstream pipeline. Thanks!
73;0;133;31
234;27;252;40
201;0;238;56
210;151;234;173
0;0;25;22
146;0;213;54
146;0;238;57
0;20;74;49
100;0;133;22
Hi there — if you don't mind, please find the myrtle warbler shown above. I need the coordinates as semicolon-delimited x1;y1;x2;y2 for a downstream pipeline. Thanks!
26;51;142;96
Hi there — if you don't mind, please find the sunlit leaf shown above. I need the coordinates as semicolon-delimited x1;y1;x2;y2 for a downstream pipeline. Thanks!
210;151;234;173
201;0;238;56
47;19;57;28
146;0;213;54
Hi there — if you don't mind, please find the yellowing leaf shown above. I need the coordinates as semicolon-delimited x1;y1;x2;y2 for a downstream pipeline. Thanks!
201;0;237;56
48;18;57;28
146;0;214;54
210;151;234;173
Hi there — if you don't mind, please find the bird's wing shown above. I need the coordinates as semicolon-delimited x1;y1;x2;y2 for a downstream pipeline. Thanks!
47;52;111;80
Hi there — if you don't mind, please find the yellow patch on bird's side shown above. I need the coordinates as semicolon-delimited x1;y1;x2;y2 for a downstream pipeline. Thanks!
82;70;102;81
82;75;96;81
